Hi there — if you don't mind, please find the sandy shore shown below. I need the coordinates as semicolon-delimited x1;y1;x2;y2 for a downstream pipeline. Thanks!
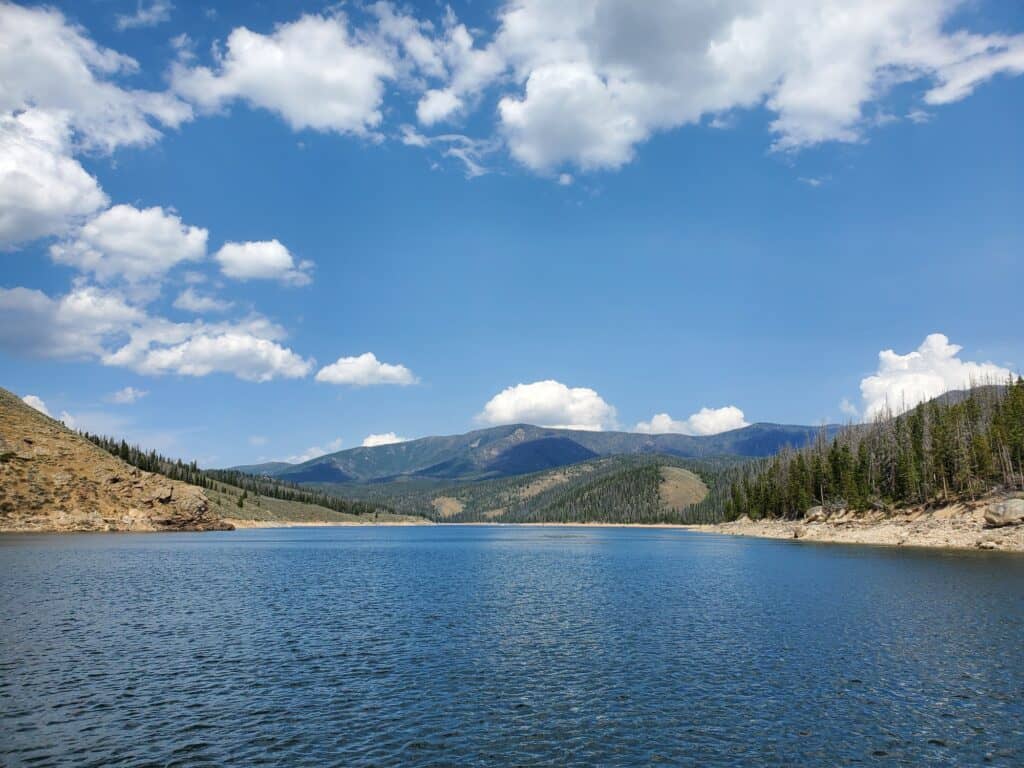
690;499;1024;553
224;518;434;529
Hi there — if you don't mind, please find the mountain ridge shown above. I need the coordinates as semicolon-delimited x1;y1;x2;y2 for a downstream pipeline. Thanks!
232;421;841;485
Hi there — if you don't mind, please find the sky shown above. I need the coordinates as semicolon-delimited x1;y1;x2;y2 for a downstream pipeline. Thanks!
1;0;1022;467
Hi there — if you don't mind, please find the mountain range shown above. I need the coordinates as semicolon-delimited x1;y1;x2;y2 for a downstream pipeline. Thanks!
231;421;840;485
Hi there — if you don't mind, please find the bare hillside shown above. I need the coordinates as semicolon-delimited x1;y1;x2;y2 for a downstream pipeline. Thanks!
0;388;231;532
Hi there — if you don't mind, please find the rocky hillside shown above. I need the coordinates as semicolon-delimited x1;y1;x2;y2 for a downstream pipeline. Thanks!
0;388;231;532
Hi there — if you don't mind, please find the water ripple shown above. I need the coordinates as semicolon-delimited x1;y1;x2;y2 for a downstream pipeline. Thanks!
1;527;1023;766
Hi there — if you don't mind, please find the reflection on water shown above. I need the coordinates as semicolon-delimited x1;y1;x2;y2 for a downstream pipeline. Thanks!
1;526;1022;766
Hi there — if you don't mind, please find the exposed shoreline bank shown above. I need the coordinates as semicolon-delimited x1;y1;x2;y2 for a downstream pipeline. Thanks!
689;498;1024;553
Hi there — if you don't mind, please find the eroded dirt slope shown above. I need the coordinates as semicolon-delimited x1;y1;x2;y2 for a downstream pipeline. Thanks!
0;387;231;532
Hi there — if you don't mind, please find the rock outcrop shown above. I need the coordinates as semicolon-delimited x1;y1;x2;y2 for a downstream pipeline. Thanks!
0;387;232;532
805;506;829;523
984;499;1024;528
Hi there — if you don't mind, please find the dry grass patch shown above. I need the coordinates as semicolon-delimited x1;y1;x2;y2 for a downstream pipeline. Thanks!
659;466;709;511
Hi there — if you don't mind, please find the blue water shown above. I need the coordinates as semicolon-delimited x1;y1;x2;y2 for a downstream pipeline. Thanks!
1;526;1023;767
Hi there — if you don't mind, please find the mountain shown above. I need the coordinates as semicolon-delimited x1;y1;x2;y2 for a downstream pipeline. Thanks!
229;461;294;476
0;387;231;532
235;422;838;486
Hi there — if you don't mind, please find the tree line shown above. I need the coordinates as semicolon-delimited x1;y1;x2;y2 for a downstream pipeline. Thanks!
713;379;1024;521
80;433;388;517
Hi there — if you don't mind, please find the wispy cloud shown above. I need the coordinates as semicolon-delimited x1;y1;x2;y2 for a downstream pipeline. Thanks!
116;1;173;31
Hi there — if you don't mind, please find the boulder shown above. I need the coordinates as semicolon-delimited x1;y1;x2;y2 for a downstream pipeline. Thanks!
805;506;828;523
984;499;1024;528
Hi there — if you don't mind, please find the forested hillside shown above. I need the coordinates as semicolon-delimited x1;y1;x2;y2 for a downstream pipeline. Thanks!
714;380;1024;521
332;454;740;524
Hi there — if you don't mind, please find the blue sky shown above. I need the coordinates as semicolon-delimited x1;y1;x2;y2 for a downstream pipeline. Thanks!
2;0;1022;466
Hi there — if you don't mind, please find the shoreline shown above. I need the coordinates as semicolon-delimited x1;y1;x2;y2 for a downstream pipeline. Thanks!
234;506;1024;553
687;500;1024;553
7;510;1022;553
224;518;434;529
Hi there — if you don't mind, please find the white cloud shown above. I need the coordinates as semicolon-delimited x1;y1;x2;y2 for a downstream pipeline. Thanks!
316;352;417;387
0;110;108;247
173;287;233;313
839;397;860;420
634;406;749;436
50;204;207;283
0;285;312;382
399;125;497;178
362;432;409;447
22;394;52;417
425;0;1024;172
116;1;173;31
498;61;650;172
799;176;827;188
477;379;617;431
113;329;313;382
557;173;573;186
109;386;147;404
214;240;312;286
417;89;463;125
248;435;268;446
0;285;142;359
172;12;396;136
0;3;191;153
860;333;1015;419
283;437;343;464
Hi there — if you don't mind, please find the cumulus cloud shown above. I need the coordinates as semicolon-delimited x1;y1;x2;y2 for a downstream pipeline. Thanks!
283;437;343;464
50;204;207;283
424;0;1024;172
0;3;191;153
477;379;617;431
0;285;142;359
172;12;396;136
0;285;312;382
173;287;233;313
214;240;312;286
634;406;749;436
116;1;173;31
0;5;192;246
417;89;463;125
0;110;108;247
109;386;147;404
362;432;409;447
315;352;417;386
859;333;1015;419
21;394;52;417
110;328;313;382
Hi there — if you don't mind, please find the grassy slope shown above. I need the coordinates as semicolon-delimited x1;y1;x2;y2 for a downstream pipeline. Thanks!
204;480;425;524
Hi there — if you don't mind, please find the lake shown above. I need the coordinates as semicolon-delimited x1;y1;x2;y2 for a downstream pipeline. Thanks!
1;526;1023;766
